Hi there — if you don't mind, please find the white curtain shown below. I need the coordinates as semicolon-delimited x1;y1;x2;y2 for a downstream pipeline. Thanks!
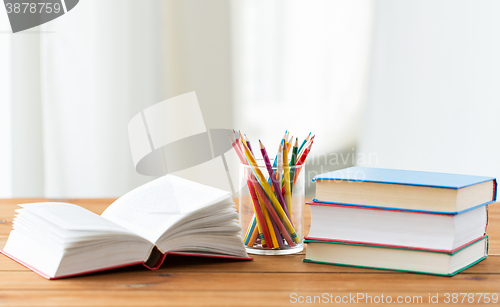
0;0;234;198
231;0;374;155
0;14;12;197
1;0;373;198
358;0;500;180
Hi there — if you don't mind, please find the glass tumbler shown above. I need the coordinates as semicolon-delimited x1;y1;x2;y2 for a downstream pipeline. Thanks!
239;159;305;255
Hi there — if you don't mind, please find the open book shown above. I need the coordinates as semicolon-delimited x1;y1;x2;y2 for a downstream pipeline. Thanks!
1;175;250;279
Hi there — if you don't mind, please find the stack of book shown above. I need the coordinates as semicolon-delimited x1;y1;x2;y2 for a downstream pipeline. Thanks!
304;167;496;276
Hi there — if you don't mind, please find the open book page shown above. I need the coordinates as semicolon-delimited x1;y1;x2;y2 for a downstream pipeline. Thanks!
4;202;154;278
101;175;231;243
19;203;135;234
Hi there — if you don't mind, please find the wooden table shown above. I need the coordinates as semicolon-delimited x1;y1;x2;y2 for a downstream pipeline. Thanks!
0;199;499;306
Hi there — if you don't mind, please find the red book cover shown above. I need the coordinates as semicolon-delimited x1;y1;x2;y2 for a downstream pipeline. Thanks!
1;249;252;280
306;201;489;253
303;235;487;254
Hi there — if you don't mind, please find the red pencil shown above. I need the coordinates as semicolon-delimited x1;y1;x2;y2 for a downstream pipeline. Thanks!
293;141;313;186
230;135;270;248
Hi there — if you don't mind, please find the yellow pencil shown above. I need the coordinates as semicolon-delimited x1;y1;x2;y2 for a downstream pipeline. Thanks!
283;139;292;219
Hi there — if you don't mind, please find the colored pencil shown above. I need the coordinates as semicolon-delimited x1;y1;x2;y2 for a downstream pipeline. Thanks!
297;133;311;154
247;223;259;247
244;217;257;246
293;140;313;186
230;135;269;248
298;134;314;160
246;178;271;248
289;138;298;193
229;136;246;165
256;189;279;248
260;140;290;218
286;135;293;154
239;139;282;246
282;138;292;218
253;180;295;247
277;141;284;197
232;131;315;249
272;132;287;167
241;141;299;243
268;132;287;188
244;134;254;155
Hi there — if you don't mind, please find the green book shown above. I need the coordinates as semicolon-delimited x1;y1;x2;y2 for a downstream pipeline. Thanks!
303;236;488;276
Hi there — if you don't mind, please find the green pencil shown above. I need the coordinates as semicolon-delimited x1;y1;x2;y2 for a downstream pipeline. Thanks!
297;132;311;154
289;138;298;194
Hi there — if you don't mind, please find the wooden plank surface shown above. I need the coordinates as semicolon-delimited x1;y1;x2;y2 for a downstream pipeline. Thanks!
0;199;499;307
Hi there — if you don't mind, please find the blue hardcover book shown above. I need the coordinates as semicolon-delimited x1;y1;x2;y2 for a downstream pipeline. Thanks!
312;167;497;214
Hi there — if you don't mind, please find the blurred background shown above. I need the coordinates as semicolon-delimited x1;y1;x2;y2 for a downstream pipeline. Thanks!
1;0;499;198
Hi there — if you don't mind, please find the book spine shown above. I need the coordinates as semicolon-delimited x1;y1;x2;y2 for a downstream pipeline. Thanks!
485;205;489;235
493;179;498;201
142;249;255;270
142;246;167;270
304;235;487;255
308;199;493;215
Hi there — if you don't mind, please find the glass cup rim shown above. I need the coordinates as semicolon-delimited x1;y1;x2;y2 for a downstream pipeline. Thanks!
239;159;304;170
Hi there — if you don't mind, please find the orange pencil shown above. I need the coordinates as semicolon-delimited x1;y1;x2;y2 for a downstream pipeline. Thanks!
286;135;293;154
247;226;259;247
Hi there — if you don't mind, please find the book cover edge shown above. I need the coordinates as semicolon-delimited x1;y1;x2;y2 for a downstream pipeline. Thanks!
1;250;252;279
304;235;488;256
309;199;493;215
311;167;496;190
302;256;488;277
0;249;144;280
